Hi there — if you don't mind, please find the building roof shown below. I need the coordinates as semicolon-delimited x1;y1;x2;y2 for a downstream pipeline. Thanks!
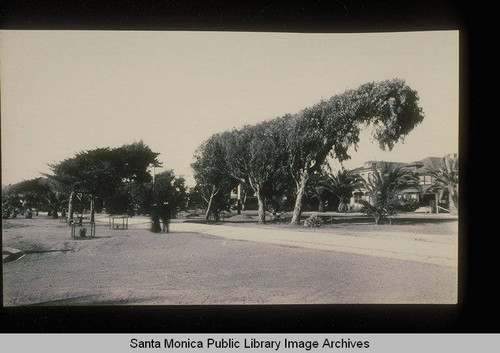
416;156;445;174
351;156;445;175
351;160;405;173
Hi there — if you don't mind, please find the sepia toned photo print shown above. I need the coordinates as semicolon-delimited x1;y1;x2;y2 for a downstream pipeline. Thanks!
1;30;459;306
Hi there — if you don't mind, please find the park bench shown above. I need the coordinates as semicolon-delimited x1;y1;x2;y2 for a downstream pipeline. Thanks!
108;215;129;230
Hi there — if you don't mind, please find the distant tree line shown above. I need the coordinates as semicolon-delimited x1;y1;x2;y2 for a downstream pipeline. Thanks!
2;177;67;219
2;141;188;221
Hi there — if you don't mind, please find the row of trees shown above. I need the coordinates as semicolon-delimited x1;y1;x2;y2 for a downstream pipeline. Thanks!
2;141;188;221
2;177;67;219
191;79;425;224
5;80;458;226
190;151;459;226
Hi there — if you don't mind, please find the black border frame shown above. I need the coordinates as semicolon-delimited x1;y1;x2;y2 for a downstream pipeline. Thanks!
1;0;485;334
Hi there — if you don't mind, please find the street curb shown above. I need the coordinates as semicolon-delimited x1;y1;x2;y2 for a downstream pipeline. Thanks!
2;247;26;263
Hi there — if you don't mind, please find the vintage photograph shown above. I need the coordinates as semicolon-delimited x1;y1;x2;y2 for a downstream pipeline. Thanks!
1;30;459;306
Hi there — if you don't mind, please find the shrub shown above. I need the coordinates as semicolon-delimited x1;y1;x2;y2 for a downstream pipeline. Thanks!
270;211;293;223
350;203;365;212
79;227;87;237
303;214;324;228
397;200;420;212
2;208;11;219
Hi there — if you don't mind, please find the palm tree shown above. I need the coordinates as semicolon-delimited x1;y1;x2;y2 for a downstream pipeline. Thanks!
361;162;418;225
307;172;329;212
264;177;294;216
42;178;70;219
322;169;361;213
429;154;459;215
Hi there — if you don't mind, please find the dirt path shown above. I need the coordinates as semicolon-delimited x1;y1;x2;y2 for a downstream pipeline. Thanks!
171;221;458;267
2;216;458;306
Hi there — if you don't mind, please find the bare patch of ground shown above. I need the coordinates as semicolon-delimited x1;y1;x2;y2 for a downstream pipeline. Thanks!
2;214;458;306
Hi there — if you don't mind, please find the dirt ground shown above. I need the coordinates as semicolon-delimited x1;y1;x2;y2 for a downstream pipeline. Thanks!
2;214;458;306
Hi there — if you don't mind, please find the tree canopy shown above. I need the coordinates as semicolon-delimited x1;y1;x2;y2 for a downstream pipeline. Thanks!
191;133;238;219
192;78;424;224
48;141;160;200
3;141;189;227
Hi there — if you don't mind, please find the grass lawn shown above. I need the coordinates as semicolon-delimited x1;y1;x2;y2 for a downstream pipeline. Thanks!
185;210;458;236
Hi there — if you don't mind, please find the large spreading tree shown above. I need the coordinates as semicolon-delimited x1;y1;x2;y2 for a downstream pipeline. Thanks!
284;79;425;224
223;119;291;223
191;133;238;220
47;140;161;221
193;79;424;225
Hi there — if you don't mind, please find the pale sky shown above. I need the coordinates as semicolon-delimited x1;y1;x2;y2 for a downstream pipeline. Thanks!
1;30;459;187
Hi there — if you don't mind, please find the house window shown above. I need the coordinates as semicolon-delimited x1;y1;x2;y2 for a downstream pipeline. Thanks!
419;175;432;185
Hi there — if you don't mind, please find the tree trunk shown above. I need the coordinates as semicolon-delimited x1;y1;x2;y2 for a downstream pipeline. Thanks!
255;185;266;224
242;191;247;211
448;186;458;215
248;178;266;224
318;199;325;213
256;194;266;224
291;168;309;225
68;191;75;225
237;184;242;215
374;210;386;225
204;186;216;220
